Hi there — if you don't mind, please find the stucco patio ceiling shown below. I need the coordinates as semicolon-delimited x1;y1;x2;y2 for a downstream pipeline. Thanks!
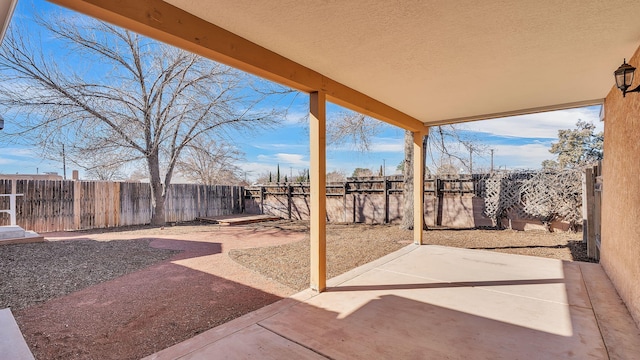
162;0;639;125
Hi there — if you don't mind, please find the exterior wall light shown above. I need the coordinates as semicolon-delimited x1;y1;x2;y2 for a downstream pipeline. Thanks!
614;59;640;97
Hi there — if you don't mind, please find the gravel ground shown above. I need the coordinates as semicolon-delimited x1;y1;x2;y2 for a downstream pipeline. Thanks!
0;220;592;359
0;239;178;311
230;222;410;290
230;221;592;291
8;224;300;360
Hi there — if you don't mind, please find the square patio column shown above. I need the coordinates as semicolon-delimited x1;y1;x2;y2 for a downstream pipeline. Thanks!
310;91;327;292
413;128;428;244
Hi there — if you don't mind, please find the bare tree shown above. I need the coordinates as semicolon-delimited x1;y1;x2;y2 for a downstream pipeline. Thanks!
326;170;347;183
0;14;283;225
351;167;374;177
254;171;273;185
331;110;484;230
84;166;125;181
127;169;148;182
176;137;244;185
63;144;131;180
436;163;460;175
399;130;430;230
400;130;416;230
327;112;382;152
293;169;310;183
427;125;487;174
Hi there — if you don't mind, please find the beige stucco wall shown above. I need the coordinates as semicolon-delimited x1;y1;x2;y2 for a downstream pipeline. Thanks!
601;46;640;328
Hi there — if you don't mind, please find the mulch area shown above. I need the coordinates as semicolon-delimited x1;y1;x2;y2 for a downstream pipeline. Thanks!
0;239;179;311
0;220;591;359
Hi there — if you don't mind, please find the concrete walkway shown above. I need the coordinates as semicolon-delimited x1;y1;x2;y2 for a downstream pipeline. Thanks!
146;245;640;360
0;308;34;360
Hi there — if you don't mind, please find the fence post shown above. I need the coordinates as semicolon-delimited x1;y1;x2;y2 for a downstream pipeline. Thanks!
593;164;602;261
384;177;389;224
581;171;588;243
260;186;264;215
343;181;348;223
352;193;356;223
287;184;292;220
240;186;245;214
113;182;120;227
435;177;443;226
584;167;597;259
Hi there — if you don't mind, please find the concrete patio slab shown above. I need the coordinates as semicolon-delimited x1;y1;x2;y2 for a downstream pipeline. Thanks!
177;324;326;360
0;225;43;246
146;245;640;359
0;308;35;360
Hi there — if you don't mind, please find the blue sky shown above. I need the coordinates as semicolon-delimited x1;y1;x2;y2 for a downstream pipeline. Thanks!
0;0;605;181
237;102;603;180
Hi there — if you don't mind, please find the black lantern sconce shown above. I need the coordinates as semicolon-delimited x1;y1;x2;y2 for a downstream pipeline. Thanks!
614;59;640;97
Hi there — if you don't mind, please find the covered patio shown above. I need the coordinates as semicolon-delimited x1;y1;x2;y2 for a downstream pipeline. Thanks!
22;0;640;357
145;245;640;359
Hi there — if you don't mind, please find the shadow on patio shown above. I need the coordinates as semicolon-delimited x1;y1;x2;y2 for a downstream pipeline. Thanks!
147;245;640;359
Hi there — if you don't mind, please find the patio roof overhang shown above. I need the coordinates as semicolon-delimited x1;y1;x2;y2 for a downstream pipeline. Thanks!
45;0;640;292
0;0;17;45
48;0;640;127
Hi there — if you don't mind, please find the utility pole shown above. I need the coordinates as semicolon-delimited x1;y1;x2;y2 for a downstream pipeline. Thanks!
62;144;67;180
469;146;473;174
383;159;386;177
490;149;495;173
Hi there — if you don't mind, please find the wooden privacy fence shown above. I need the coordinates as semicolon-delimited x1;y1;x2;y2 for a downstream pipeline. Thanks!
582;162;602;261
0;179;244;232
0;171;585;233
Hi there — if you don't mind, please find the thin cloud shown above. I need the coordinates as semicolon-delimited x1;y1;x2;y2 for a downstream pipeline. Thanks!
237;162;276;178
252;143;307;151
330;136;403;153
275;153;308;166
281;110;309;125
491;143;555;169
0;156;61;174
238;157;309;181
460;106;603;139
368;138;404;153
0;147;38;158
256;153;309;167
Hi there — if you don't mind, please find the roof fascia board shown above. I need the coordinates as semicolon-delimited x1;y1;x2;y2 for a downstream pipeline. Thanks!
428;99;605;126
0;0;18;45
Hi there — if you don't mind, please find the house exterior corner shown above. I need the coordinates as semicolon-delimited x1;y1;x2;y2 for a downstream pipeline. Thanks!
601;44;640;328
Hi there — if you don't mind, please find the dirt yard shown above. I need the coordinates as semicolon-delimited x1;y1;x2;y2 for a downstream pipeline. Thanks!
0;221;591;359
232;221;592;290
